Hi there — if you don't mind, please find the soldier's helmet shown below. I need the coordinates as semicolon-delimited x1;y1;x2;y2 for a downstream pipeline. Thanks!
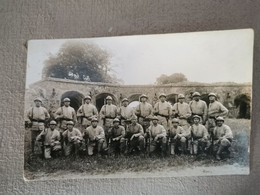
178;94;185;99
152;116;159;121
34;97;42;103
140;94;148;99
216;116;225;122
122;98;129;103
192;92;201;97
106;96;113;100
208;93;217;98
91;118;98;122
113;118;120;123
84;96;91;101
192;115;201;121
172;118;179;123
159;93;167;98
49;120;57;125
66;121;74;125
130;115;138;120
63;98;71;102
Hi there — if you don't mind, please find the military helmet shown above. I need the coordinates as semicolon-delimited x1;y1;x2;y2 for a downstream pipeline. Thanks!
159;93;167;98
130;115;138;120
84;96;91;100
152;116;159;121
113;118;120;123
66;121;74;125
178;94;185;99
208;93;217;98
106;96;113;100
216;116;225;122
172;118;179;123
34;97;42;102
122;98;129;103
140;94;148;99
91;118;98;122
63;98;71;102
192;115;201;120
49;120;57;125
192;92;201;97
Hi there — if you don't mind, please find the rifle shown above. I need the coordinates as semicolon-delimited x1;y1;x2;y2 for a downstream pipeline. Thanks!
210;130;214;155
190;126;194;155
146;131;150;156
41;129;46;159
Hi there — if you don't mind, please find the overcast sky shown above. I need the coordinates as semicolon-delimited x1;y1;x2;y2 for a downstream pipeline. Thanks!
26;29;253;87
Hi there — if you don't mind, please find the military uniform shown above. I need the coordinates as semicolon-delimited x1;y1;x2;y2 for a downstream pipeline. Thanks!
117;98;135;127
36;122;61;159
153;93;172;131
135;94;153;126
189;92;207;124
62;124;83;156
77;96;98;128
25;98;50;153
84;124;105;156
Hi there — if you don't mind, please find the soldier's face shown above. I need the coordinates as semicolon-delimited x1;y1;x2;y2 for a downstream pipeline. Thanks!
34;101;41;107
85;99;91;104
122;101;128;106
172;122;178;128
193;96;200;101
209;96;215;102
67;124;73;131
179;98;184;103
152;120;158;125
92;121;98;127
50;124;56;130
193;118;200;124
113;122;119;127
64;101;70;106
107;100;112;104
131;119;137;124
160;96;166;102
216;120;224;127
140;97;147;102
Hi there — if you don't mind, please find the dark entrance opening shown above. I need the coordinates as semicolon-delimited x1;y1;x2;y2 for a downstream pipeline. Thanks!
166;94;178;105
61;91;85;112
234;94;251;119
201;93;210;106
95;93;117;112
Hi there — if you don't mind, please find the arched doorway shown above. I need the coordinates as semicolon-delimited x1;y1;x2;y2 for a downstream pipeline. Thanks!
95;93;117;112
201;93;210;106
234;94;251;119
166;94;178;106
61;91;84;112
128;94;142;103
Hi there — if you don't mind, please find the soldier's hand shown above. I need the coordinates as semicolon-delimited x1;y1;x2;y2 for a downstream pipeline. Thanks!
130;135;135;141
154;136;158;142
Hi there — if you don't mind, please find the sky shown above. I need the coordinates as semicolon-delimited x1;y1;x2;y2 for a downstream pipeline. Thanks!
26;29;253;87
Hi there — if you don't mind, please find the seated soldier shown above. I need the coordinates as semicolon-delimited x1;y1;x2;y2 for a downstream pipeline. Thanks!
146;116;167;156
125;115;145;154
108;118;126;156
36;120;61;159
213;117;233;160
62;121;83;156
168;118;189;155
84;118;105;156
188;115;209;155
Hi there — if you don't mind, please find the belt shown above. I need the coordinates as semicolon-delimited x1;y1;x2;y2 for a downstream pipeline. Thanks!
105;116;115;119
209;116;216;119
192;114;203;117
31;119;45;123
60;118;73;121
155;113;169;118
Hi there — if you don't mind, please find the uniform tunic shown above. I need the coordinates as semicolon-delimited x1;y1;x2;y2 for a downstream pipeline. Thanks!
26;106;50;130
100;104;118;128
189;100;208;121
172;102;191;128
117;106;135;120
147;124;167;138
153;101;172;130
55;106;77;122
85;126;105;141
208;101;228;118
189;124;208;139
169;126;187;138
213;124;233;140
135;102;153;117
63;128;83;142
126;123;144;136
37;128;60;146
109;126;125;139
77;103;98;126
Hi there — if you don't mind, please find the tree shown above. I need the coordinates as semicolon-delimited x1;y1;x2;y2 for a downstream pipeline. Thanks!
42;41;120;83
155;73;188;84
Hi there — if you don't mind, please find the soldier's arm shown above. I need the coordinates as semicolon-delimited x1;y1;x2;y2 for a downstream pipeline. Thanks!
76;129;83;140
184;104;192;118
153;102;159;114
202;126;209;139
116;107;122;118
36;130;45;141
203;102;208;121
76;105;84;117
99;106;105;119
157;126;167;138
72;109;78;123
25;108;32;122
135;104;141;115
222;125;233;139
168;103;173;116
134;124;144;137
219;103;229;118
93;106;98;117
97;127;105;139
44;108;50;119
54;108;62;119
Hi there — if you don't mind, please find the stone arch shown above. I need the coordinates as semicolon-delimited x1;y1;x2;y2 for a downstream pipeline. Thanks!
166;93;178;105
201;93;210;106
95;93;118;112
61;91;85;112
234;93;251;119
128;93;142;103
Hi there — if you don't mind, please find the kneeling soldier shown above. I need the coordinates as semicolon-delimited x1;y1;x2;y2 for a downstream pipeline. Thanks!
125;115;145;154
168;118;189;155
213;117;233;160
108;118;126;156
189;115;209;155
146;116;167;155
62;121;83;156
84;118;105;156
36;120;61;159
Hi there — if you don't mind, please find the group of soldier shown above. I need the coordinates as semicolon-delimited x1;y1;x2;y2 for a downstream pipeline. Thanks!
25;91;233;161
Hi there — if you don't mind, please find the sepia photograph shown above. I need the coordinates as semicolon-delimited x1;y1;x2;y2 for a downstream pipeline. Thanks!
24;29;253;180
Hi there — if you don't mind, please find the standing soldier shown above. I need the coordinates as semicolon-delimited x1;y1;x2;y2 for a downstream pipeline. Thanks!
207;93;228;133
212;117;233;160
108;118;126;156
189;92;208;125
172;94;192;130
125;115;145;154
36;120;61;159
77;96;98;129
168;118;190;155
146;116;167;156
55;98;77;131
188;115;209;155
25;97;50;154
100;96;118;143
84;118;105;156
135;94;153;126
153;93;172;131
117;98;136;128
62;121;83;156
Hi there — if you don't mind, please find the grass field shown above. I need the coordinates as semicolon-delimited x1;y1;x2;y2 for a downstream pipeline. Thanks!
24;119;251;180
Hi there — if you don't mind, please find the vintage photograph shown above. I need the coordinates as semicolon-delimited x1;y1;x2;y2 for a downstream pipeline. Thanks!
24;29;253;180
